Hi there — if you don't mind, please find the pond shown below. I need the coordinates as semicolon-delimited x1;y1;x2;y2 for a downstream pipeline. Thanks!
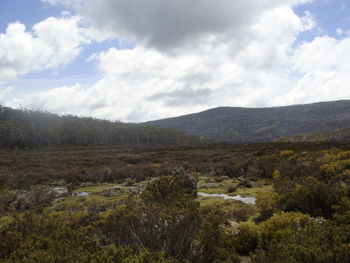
53;187;68;194
72;192;89;196
198;192;256;204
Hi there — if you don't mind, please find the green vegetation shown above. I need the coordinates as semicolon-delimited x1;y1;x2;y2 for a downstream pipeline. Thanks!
0;105;200;149
278;127;350;143
1;143;350;262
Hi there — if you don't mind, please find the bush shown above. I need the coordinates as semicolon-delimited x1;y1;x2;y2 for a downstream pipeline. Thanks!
257;212;311;250
237;179;252;188
252;221;350;263
232;221;259;256
227;184;237;193
255;191;279;222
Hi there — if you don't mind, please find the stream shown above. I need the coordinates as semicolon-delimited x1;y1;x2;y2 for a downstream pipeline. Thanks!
71;191;256;204
198;192;256;204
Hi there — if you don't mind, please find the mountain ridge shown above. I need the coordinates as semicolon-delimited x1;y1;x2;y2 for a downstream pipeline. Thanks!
145;100;350;142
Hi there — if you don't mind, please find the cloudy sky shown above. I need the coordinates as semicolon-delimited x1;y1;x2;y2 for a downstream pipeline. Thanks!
0;0;349;122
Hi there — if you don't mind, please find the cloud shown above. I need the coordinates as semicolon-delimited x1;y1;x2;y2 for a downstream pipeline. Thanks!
5;0;348;124
41;0;74;6
149;87;212;107
0;16;90;83
7;5;317;122
42;0;312;52
336;28;344;36
0;87;15;101
276;35;350;104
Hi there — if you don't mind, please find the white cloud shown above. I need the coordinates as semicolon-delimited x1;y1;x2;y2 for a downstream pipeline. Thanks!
279;36;350;104
336;28;344;36
235;7;307;70
0;16;90;83
8;0;350;123
301;11;317;31
7;5;316;121
293;36;350;73
41;0;73;6
42;0;312;52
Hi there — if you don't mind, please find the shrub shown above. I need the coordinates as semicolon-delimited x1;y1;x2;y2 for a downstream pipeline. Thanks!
255;191;279;222
237;179;252;188
227;184;237;193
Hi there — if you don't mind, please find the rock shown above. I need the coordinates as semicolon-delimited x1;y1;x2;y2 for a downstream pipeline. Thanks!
123;180;135;187
53;187;68;194
223;220;240;236
101;187;122;197
220;176;230;180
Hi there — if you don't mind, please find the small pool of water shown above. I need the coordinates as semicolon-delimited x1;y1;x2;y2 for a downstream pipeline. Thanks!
198;192;256;204
54;187;68;194
73;192;89;197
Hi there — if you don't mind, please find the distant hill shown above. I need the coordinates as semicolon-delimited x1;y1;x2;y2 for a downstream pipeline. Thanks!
0;105;200;149
145;100;350;143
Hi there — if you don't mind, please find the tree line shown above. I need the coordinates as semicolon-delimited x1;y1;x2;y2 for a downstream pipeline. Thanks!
0;104;200;149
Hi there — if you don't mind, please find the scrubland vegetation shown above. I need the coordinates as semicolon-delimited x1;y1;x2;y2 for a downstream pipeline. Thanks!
1;143;350;262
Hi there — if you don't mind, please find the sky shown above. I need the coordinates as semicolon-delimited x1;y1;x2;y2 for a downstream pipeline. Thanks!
0;0;350;122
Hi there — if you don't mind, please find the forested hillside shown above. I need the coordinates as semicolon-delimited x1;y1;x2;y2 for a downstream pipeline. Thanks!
0;104;200;148
277;127;350;142
146;100;350;143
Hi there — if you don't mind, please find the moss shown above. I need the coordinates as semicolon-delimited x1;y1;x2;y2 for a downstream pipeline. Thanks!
72;183;122;193
234;185;273;197
198;182;273;198
198;188;228;194
0;216;15;228
198;197;257;222
198;196;233;206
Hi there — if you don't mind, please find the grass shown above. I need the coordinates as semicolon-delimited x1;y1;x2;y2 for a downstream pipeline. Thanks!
234;184;273;197
198;176;273;197
72;183;122;194
198;196;238;207
0;216;15;228
198;188;228;194
197;196;258;221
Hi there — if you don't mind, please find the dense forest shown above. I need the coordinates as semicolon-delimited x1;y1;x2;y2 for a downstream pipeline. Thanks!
1;143;350;262
0;104;200;149
146;100;350;143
